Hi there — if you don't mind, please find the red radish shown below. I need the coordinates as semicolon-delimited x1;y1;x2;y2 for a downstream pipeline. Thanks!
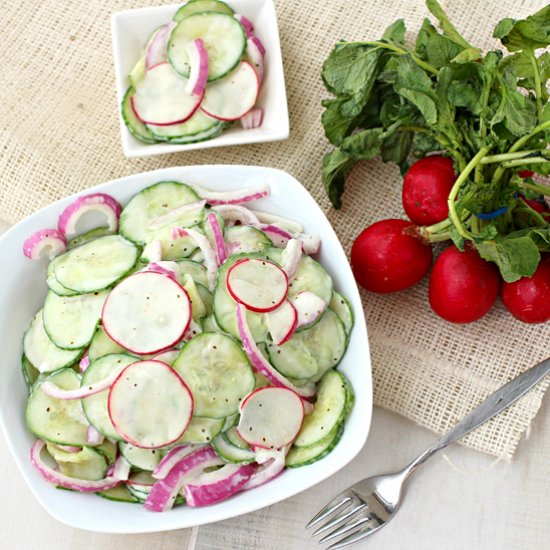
86;425;104;446
237;386;304;449
402;156;456;225
281;238;302;279
227;258;288;312
58;193;122;238
292;291;327;328
23;229;67;260
520;196;549;215
246;37;264;82
236;303;316;397
185;38;209;97
351;219;433;293
429;245;500;323
102;272;191;355
40;369;120;400
108;360;194;449
31;439;121;492
501;255;550;323
240;108;264;129
206;212;228;265
234;14;254;36
131;62;203;126
266;300;298;345
518;170;534;178
147;200;206;230
195;182;270;206
183;463;255;507
145;22;175;68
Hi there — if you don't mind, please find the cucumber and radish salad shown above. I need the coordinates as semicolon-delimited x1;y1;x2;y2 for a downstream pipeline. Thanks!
321;0;550;325
21;178;355;511
122;0;266;145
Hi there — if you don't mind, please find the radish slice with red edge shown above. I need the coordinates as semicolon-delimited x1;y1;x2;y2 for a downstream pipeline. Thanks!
242;449;286;490
86;425;105;446
31;439;121;492
145;22;175;68
266;300;297;346
57;193;122;238
234;14;254;36
131;62;203;126
236;303;316;397
292;291;328;329
185;39;209;97
40;370;120;400
195;183;270;206
147;200;206;231
206;212;227;265
246;37;264;82
237;387;304;449
227;258;288;313
240;108;263;129
102;271;191;355
201;61;260;122
108;360;194;449
281;238;302;279
23;229;67;261
184;463;255;507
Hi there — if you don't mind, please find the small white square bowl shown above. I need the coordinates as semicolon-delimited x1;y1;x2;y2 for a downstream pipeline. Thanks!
0;166;372;533
111;1;289;158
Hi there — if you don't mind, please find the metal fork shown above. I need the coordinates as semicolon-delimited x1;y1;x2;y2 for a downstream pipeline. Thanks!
307;357;550;549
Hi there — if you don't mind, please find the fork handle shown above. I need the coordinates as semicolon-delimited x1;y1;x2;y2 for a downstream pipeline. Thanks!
402;357;550;477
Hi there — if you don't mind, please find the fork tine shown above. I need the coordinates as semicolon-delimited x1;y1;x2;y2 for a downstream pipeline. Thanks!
306;491;355;529
325;519;382;549
311;502;367;537
318;514;373;544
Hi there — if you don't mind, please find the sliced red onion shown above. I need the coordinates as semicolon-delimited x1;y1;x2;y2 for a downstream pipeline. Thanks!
147;200;206;231
56;445;82;453
257;224;292;248
86;425;105;446
31;439;120;492
293;291;328;329
145;22;175;68
184;463;255;507
23;229;67;261
57;193;121;238
249;35;266;57
281;238;302;279
144;261;178;279
194;183;270;206
213;204;261;225
234;14;254;36
251;210;304;233
40;370;119;400
298;233;321;255
240;108;263;129
302;400;315;415
206;213;227;266
152;445;195;480
113;456;131;481
236;303;316;398
79;354;90;373
185;38;209;97
246;37;264;82
242;451;285;490
142;240;162;262
172;227;217;291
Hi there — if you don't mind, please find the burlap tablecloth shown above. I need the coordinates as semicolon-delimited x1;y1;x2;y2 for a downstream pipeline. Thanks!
0;0;548;460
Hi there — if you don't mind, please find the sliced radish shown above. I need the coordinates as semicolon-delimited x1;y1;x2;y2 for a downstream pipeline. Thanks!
152;444;194;480
108;360;193;449
201;61;260;122
237;387;304;449
292;291;328;328
266;300;297;346
145;22;175;68
152;348;179;365
246;37;264;82
184;463;254;507
40;370;121;400
86;425;104;446
57;193;121;238
131;62;203;126
227;258;288;313
102;271;191;355
195;183;270;206
23;229;67;261
236;303;316;397
281;238;302;279
147;200;206;231
242;449;286;490
31;439;121;492
240;108;263;129
206;212;227;266
234;14;254;36
186;39;209;97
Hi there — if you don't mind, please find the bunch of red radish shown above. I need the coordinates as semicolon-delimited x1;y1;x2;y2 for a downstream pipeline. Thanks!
350;156;550;324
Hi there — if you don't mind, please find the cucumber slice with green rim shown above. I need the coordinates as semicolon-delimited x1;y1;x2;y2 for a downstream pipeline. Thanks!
23;310;83;373
178;415;225;443
42;290;109;350
26;368;89;446
223;426;251;450
147;110;220;140
294;370;349;448
53;235;139;293
212;434;256;463
88;326;126;362
286;423;344;468
81;354;137;440
67;227;115;249
174;0;235;22
152;224;200;260
152;122;224;144
181;274;206;320
267;338;317;379
225;225;272;255
22;355;40;390
169;13;246;81
202;314;222;332
119;442;161;471
196;283;213;316
176;259;208;288
46;258;78;297
173;332;255;418
222;413;238;431
46;443;108;481
95;439;118;464
97;484;140;503
119;181;200;245
329;291;354;336
121;87;157;144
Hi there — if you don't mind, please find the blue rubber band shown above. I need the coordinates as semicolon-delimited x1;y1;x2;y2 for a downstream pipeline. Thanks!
476;206;509;220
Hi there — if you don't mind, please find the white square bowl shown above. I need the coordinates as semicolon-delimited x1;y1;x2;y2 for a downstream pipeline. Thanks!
111;1;289;158
0;166;372;533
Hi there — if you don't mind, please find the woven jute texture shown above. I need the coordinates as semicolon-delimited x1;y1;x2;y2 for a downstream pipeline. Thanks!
1;0;548;460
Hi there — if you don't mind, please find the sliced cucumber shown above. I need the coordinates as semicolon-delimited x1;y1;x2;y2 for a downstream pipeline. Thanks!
173;332;254;418
176;259;208;288
169;13;246;81
42;290;109;350
178;415;225;443
22;355;40;390
329;291;354;336
88;326;126;362
53;235;138;293
151;224;200;261
46;258;78;297
267;338;317;379
294;370;349;447
223;426;251;450
181;274;206;320
26;368;89;446
174;0;234;22
46;443;108;481
23;310;83;373
151;122;224;144
121;86;157;144
67;227;115;249
97;484;140;503
212;434;256;463
119;181;200;245
81;354;137;440
147;110;220;140
119;442;161;471
202;314;222;332
196;283;213;316
225;225;272;255
285;423;344;468
95;439;118;464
